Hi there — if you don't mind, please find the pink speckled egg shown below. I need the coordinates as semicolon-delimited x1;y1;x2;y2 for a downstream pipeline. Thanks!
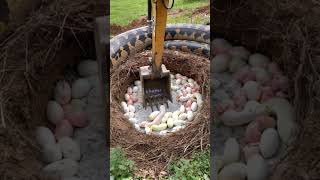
54;119;73;140
66;111;89;128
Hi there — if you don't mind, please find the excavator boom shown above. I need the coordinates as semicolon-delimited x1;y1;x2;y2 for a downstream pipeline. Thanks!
139;0;173;110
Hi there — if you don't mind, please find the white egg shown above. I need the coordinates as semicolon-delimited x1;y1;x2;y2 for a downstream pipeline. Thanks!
36;126;55;148
212;54;232;73
259;128;280;158
77;60;98;77
229;46;250;60
71;78;91;98
167;118;174;128
188;78;194;83
242;81;262;101
191;102;198;111
124;112;135;119
247;155;268;180
124;93;130;101
212;38;232;54
54;80;71;105
132;86;139;93
218;162;247;180
249;53;270;68
71;99;86;112
178;113;187;120
42;143;62;163
176;79;182;85
179;105;186;113
42;159;79;178
58;137;80;161
186;87;192;94
128;105;135;113
223;138;240;165
134;80;141;86
47;101;64;125
129;118;137;123
186;111;194;121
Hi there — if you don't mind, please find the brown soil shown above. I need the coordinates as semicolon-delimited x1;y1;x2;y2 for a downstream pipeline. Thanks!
110;50;210;177
110;16;147;35
192;5;209;16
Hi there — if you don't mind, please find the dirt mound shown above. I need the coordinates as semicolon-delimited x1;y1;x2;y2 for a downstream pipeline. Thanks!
110;16;147;35
110;50;210;177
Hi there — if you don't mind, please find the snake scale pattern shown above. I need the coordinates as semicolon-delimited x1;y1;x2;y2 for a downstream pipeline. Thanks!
110;24;210;66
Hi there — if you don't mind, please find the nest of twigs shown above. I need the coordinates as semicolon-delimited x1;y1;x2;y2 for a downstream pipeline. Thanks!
0;0;96;179
110;50;210;177
213;0;320;179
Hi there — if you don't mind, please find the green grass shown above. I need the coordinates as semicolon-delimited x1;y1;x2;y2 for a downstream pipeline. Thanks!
110;147;136;179
166;150;210;180
111;0;209;26
110;147;210;179
167;11;210;25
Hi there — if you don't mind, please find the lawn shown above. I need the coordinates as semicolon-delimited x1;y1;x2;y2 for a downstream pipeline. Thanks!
111;0;209;26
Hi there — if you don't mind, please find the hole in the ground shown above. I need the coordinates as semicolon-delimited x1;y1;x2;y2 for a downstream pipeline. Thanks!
121;71;203;136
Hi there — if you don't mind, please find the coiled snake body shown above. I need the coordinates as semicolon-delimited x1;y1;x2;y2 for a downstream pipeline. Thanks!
110;24;210;66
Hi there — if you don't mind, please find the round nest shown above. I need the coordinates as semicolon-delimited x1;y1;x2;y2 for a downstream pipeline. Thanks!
110;50;210;176
213;0;320;179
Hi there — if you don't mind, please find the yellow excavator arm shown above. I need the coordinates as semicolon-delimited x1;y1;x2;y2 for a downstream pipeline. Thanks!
139;0;173;110
151;0;169;75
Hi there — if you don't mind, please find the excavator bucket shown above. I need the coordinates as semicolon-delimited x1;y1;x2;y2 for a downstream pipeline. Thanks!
140;0;172;110
140;64;172;110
